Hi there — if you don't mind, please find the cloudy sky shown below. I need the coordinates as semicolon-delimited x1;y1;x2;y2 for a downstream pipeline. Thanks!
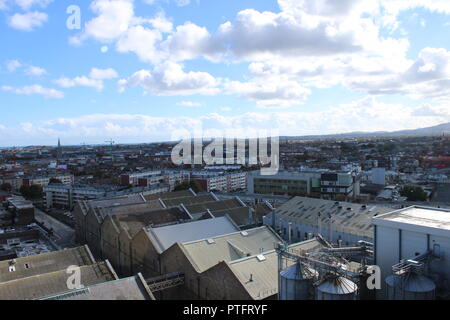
1;0;450;146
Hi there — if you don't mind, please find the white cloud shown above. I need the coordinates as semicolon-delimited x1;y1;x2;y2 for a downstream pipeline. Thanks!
118;61;220;96
8;11;47;31
54;77;104;91
143;0;191;7
89;67;118;80
176;101;203;107
3;97;448;145
54;68;118;91
225;78;311;109
1;84;63;98
25;65;46;76
6;59;22;72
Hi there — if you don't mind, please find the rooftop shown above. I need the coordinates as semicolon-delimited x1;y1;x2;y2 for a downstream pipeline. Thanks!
227;238;326;300
39;274;154;300
273;196;394;238
179;226;282;273
373;206;450;231
0;245;95;283
0;261;117;300
147;216;240;253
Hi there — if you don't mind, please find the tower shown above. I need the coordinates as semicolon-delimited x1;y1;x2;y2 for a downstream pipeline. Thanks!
57;138;62;159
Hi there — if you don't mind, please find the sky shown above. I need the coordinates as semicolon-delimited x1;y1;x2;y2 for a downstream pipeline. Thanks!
1;0;450;146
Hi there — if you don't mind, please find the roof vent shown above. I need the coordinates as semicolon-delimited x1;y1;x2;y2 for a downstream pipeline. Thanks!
256;254;266;262
206;238;215;244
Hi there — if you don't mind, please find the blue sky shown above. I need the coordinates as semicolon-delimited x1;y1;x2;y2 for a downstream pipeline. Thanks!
1;0;450;146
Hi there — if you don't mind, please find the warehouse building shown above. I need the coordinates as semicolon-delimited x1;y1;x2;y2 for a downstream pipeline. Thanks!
159;228;327;300
264;196;394;245
131;216;240;278
39;274;154;300
74;189;259;278
0;245;154;300
373;206;450;299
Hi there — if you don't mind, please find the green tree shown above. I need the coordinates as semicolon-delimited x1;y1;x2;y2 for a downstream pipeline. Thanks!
20;185;31;199
174;180;203;193
20;184;43;199
0;183;12;192
400;185;428;202
49;178;62;184
29;184;43;199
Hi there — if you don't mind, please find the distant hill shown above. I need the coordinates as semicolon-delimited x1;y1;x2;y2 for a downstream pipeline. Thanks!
281;122;450;141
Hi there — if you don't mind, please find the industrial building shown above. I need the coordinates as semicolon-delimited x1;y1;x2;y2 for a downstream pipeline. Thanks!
0;245;155;300
158;227;328;300
74;189;261;278
264;196;394;245
39;274;155;300
373;206;450;299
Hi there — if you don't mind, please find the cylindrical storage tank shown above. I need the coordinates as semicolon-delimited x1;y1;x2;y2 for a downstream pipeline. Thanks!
385;273;435;300
315;277;357;300
279;263;318;300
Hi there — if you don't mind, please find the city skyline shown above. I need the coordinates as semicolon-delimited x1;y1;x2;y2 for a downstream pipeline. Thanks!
2;0;450;146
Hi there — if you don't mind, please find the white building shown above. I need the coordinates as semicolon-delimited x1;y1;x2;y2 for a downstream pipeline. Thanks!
371;168;386;186
373;206;450;299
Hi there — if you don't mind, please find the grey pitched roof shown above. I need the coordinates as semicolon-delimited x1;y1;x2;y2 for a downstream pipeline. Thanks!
273;196;394;238
0;261;117;300
0;246;95;284
39;274;155;300
179;226;283;273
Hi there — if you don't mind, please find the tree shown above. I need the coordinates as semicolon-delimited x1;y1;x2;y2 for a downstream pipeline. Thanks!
20;184;43;200
0;183;12;192
49;178;62;184
20;185;31;199
29;184;43;199
400;185;428;202
174;180;203;193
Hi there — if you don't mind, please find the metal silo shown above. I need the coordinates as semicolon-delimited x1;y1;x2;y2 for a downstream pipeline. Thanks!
279;263;318;300
315;276;358;300
385;272;436;300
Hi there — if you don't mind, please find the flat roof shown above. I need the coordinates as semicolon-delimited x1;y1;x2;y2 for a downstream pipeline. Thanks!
374;206;450;231
147;216;239;253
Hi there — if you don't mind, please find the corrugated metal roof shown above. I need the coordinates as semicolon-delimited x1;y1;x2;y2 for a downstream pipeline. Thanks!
0;262;116;300
40;275;155;300
0;246;94;283
273;196;394;238
180;226;282;273
227;239;325;300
